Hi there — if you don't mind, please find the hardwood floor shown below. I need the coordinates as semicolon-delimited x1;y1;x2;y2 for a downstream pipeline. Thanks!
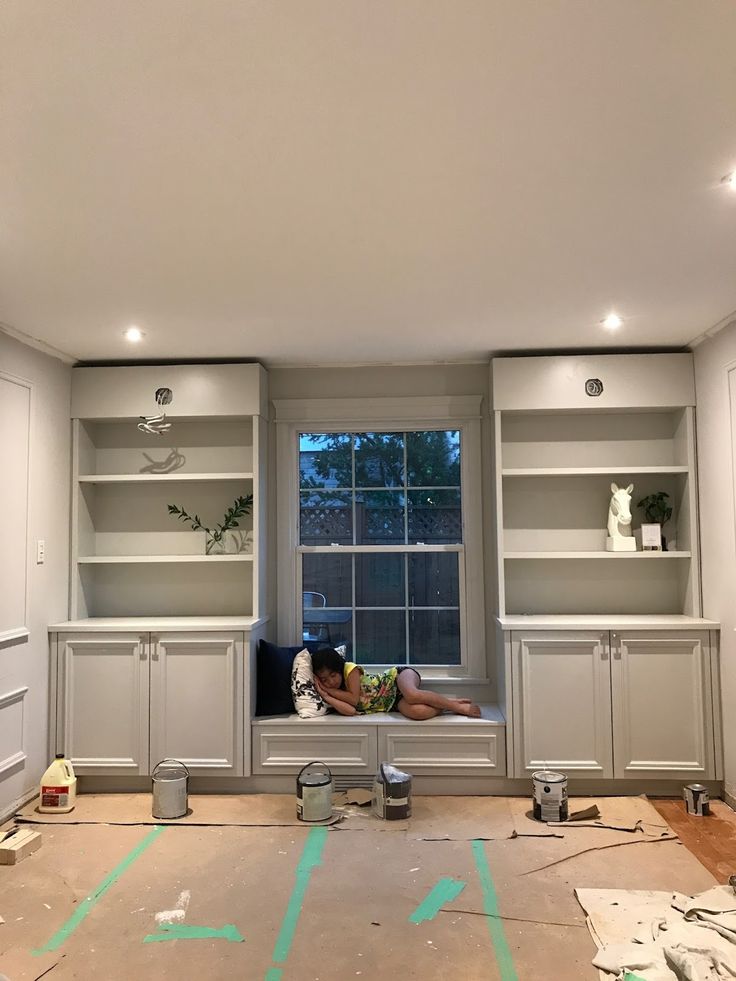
652;798;736;882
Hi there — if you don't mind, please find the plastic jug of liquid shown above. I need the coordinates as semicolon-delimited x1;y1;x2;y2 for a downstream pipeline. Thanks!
38;754;77;813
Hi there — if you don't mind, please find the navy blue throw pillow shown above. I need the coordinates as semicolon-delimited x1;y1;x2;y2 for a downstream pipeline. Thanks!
255;640;326;716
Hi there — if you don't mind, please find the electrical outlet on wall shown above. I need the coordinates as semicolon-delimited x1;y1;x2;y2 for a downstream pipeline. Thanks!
36;540;45;564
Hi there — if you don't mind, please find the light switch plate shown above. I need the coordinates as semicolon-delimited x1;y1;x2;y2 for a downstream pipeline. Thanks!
36;540;45;564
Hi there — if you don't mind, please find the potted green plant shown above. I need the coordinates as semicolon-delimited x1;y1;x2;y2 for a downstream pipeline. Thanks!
168;494;253;554
636;492;673;551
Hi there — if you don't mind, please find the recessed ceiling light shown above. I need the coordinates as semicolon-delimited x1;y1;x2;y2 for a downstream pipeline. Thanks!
721;171;736;191
124;326;144;342
602;312;623;330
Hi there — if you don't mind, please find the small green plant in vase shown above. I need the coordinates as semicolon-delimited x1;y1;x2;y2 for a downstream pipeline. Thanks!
168;494;253;554
637;491;673;551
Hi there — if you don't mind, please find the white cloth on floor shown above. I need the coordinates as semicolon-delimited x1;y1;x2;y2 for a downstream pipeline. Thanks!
577;886;736;981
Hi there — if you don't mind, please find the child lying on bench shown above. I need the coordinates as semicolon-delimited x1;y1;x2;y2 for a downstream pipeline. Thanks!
312;648;481;720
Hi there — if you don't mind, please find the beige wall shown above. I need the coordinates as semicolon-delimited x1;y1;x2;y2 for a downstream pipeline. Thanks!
0;332;71;816
694;322;736;804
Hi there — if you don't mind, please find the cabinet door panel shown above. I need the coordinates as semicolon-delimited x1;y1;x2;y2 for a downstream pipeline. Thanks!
378;726;506;776
612;631;714;779
512;632;613;778
58;633;149;775
150;632;244;776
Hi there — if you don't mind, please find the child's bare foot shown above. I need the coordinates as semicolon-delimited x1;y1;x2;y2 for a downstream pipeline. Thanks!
448;699;481;718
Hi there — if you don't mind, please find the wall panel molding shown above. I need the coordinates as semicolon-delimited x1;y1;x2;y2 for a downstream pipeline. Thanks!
0;686;29;775
0;371;32;642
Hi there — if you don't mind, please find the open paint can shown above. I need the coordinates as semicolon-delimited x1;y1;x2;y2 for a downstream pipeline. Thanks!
684;783;710;816
532;770;568;822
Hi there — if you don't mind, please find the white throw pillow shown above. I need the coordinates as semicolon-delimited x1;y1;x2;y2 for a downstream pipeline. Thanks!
291;646;347;719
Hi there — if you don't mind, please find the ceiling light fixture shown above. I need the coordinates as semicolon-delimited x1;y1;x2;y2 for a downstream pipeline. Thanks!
124;325;144;342
721;171;736;191
602;312;623;330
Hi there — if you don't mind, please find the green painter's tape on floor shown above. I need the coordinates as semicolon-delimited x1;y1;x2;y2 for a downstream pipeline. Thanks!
144;923;244;943
624;974;649;981
409;877;467;923
33;825;166;955
266;826;328;979
471;839;519;981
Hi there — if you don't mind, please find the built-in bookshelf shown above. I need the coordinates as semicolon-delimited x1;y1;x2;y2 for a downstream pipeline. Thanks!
69;364;268;619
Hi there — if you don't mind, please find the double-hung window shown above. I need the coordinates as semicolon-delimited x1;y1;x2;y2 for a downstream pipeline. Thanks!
275;396;485;677
299;430;463;666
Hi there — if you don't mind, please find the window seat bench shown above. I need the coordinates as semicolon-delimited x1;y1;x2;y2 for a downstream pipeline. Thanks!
251;704;506;778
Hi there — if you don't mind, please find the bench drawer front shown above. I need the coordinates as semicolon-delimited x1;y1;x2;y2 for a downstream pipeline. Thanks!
378;726;506;776
253;725;377;774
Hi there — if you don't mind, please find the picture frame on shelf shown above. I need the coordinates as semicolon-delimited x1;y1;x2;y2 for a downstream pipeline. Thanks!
640;523;662;551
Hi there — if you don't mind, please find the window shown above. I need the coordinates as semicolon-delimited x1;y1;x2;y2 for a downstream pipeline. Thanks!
298;431;464;666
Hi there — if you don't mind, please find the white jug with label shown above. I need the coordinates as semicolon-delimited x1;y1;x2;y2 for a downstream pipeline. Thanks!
38;754;77;813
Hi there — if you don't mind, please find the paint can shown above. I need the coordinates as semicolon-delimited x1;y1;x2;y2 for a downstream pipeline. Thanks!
296;761;333;823
152;759;189;819
684;783;710;816
532;770;568;822
372;763;412;820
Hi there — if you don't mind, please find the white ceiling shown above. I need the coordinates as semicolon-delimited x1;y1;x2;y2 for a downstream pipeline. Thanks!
2;1;736;366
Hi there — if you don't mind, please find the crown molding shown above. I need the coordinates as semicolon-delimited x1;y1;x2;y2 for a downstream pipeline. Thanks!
0;321;78;364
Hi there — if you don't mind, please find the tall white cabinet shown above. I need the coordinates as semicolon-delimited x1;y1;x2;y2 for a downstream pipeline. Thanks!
49;364;269;778
493;354;721;782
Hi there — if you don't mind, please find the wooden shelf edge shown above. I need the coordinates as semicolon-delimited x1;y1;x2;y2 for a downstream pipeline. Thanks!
77;554;254;564
504;551;691;559
502;466;689;477
78;472;254;483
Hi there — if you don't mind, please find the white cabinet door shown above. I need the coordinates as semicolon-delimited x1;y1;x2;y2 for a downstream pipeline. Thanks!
150;632;244;776
512;632;613;778
612;631;715;779
58;632;149;775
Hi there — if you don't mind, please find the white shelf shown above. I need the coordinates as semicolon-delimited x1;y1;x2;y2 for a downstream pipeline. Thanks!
77;554;254;564
502;466;689;477
496;614;720;630
48;616;268;632
78;472;254;483
504;550;691;560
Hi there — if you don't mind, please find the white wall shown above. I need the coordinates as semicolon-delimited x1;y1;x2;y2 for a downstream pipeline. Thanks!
694;322;736;805
268;363;495;701
0;331;71;817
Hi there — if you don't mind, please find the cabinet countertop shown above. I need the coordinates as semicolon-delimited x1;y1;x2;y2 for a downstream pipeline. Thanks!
496;614;720;630
48;616;269;633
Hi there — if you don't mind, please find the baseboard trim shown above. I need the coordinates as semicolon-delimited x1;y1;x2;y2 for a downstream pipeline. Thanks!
1;786;38;825
75;775;725;798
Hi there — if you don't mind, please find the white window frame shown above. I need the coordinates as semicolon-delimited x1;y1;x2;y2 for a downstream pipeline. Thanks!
274;395;487;683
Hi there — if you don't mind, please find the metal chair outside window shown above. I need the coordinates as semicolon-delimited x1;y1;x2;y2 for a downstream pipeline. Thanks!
302;591;327;643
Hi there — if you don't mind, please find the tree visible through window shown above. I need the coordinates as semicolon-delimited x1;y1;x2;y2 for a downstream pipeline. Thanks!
298;431;463;666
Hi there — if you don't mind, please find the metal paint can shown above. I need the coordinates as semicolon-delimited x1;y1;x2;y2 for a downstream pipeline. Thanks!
372;763;412;821
684;783;710;816
532;770;568;822
296;761;333;823
152;759;189;819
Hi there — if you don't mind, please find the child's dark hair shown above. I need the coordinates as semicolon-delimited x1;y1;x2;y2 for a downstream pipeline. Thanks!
311;648;345;681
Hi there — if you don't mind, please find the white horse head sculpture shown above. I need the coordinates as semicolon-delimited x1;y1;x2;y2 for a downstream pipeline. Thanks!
607;482;634;539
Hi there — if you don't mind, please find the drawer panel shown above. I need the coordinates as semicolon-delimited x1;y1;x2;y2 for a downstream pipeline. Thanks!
252;725;377;774
378;726;506;776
